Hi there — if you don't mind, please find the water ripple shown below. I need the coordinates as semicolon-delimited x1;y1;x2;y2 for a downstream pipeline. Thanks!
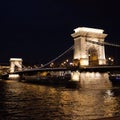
0;80;120;120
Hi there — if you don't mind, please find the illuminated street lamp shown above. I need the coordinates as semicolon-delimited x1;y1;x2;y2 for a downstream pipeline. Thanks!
50;62;54;67
107;57;114;65
66;59;69;62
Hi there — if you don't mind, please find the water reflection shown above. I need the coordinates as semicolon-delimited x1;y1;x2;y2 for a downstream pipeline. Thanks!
0;72;120;120
72;71;112;89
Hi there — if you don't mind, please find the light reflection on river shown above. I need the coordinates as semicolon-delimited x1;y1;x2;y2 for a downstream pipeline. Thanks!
0;72;120;120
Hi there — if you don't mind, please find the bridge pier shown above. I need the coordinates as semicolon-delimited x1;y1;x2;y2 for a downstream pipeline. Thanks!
10;58;23;73
9;58;23;79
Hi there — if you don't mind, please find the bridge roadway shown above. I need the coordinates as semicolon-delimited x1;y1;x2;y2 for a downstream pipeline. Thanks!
2;65;120;80
12;65;120;75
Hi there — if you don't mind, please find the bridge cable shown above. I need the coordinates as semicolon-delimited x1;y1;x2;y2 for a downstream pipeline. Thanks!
103;41;120;47
86;40;120;47
39;45;74;68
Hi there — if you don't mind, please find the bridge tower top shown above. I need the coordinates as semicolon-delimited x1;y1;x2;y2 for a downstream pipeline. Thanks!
10;58;23;62
74;27;104;33
72;27;107;39
71;27;107;66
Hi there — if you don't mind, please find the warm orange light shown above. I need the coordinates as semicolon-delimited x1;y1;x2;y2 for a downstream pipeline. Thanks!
71;71;80;81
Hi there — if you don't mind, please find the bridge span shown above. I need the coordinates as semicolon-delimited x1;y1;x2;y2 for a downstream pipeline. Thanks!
81;66;120;72
6;65;120;75
1;65;120;80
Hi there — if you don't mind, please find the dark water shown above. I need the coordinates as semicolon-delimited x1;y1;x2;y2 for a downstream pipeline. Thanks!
0;76;120;120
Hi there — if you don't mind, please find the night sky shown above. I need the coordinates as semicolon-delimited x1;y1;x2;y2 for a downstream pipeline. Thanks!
0;0;120;65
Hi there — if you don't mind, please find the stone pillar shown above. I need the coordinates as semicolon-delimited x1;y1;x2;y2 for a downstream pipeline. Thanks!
71;27;107;66
10;58;23;73
98;39;106;65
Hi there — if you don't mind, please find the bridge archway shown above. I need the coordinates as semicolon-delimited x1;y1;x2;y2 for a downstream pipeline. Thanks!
71;27;107;66
88;47;98;66
9;58;23;73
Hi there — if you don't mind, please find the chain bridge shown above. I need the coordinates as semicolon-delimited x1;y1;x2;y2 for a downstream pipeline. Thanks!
2;27;120;83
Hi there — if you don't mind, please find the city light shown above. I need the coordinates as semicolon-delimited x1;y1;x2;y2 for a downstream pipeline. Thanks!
107;57;114;65
9;74;20;79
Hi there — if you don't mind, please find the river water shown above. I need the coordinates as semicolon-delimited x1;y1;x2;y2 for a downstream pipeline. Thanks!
0;72;120;120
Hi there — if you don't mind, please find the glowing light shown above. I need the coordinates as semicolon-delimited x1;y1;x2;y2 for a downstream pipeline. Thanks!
69;62;73;66
111;59;114;62
50;62;54;67
80;72;111;89
71;71;80;81
99;59;106;65
9;74;20;79
96;72;101;78
10;58;23;61
106;90;113;96
80;59;89;66
66;59;69;62
74;27;104;33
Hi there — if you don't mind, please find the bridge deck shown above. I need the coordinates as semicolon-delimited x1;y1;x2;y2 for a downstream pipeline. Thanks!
11;65;120;74
81;66;120;72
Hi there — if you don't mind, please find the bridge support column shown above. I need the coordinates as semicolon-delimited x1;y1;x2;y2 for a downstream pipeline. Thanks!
71;27;107;66
9;58;23;80
9;58;23;73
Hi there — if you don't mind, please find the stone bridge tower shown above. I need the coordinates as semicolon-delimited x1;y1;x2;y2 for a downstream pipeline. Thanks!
71;27;107;66
10;58;23;73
